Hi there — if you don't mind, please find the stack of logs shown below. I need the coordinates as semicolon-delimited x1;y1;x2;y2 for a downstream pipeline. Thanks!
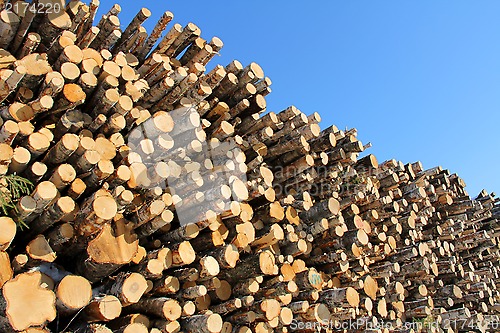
0;1;499;332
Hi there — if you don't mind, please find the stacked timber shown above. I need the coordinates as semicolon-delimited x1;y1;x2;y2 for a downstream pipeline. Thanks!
0;1;498;332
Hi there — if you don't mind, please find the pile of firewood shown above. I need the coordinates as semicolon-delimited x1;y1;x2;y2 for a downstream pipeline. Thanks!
0;1;499;332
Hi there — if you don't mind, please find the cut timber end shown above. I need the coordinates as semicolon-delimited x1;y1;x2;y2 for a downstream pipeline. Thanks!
87;220;138;265
62;83;86;104
182;313;223;333
56;275;92;312
85;295;122;321
110;272;148;305
26;235;57;263
0;217;16;251
2;271;56;331
92;195;117;221
363;275;378;300
172;241;196;266
0;251;13;288
259;250;276;275
346;287;360;307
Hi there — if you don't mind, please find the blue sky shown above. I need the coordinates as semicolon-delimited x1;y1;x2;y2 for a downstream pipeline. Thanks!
98;1;500;197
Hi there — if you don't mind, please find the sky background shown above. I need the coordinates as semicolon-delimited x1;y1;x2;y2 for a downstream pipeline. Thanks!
97;1;500;197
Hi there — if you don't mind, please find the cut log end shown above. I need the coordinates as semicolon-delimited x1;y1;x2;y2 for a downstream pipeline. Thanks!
57;275;92;311
3;271;56;331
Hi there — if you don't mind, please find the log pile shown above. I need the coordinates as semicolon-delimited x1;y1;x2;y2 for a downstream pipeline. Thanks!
0;1;499;332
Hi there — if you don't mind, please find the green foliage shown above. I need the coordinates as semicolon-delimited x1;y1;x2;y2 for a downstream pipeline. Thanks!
349;175;363;185
0;174;33;229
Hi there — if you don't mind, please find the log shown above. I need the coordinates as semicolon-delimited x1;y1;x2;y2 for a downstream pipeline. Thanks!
0;65;26;103
85;295;122;322
181;314;223;333
114;8;151;52
106;272;148;306
128;297;182;321
37;11;72;49
76;219;138;282
46;223;74;252
0;271;56;331
0;9;20;49
55;275;92;314
0;217;16;251
27;196;75;235
16;33;41;59
10;3;36;54
51;83;86;114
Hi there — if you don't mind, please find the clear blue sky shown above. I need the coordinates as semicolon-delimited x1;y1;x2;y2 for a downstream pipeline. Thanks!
97;1;500;197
